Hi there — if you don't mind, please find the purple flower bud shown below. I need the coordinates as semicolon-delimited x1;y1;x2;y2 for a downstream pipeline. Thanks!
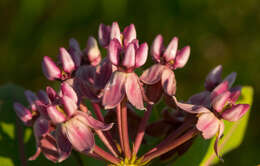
173;46;190;69
85;36;101;66
223;72;237;88
205;65;223;91
61;96;77;117
222;104;250;122
163;37;178;62
68;38;82;68
24;90;38;111
59;47;75;74
98;23;111;47
108;39;121;66
37;90;50;105
42;56;61;80
123;24;137;47
33;117;49;141
151;34;164;62
122;43;135;69
110;22;121;44
61;82;78;103
13;102;32;125
212;91;231;112
135;42;148;68
47;105;66;124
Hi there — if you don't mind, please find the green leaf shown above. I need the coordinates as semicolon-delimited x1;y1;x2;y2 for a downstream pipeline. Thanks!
173;86;254;166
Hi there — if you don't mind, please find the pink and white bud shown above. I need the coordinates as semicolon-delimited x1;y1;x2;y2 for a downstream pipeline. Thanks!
163;37;178;62
173;46;190;69
151;34;164;62
223;72;237;88
98;23;111;47
13;102;32;124
110;22;121;44
47;105;66;124
212;91;231;112
108;39;121;66
25;90;38;111
122;43;136;69
135;42;148;68
61;82;78;103
42;56;61;80
222;104;250;122
85;36;101;66
69;38;82;68
61;96;77;117
205;65;223;91
59;47;75;74
123;24;137;47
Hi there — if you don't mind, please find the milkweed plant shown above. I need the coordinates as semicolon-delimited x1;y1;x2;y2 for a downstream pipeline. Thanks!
13;22;252;166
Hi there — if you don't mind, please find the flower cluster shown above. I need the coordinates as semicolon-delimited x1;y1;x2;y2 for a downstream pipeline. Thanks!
14;22;250;165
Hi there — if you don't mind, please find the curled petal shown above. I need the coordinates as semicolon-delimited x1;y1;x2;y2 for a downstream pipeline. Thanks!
98;23;111;47
42;56;61;80
122;43;135;69
196;112;220;139
103;71;126;109
140;64;165;85
205;65;223;91
47;105;66;124
151;34;164;62
212;91;231;112
62;96;77;117
56;125;72;162
85;36;101;66
110;22;121;44
211;81;229;100
188;91;211;106
108;39;121;66
123;24;137;47
161;68;176;96
163;37;178;62
13;103;32;125
61;82;78;103
173;46;190;69
222;104;250;122
59;47;75;73
125;73;145;110
223;72;237;88
135;42;148;68
64;117;95;153
68;38;82;68
214;120;224;161
24;90;38;111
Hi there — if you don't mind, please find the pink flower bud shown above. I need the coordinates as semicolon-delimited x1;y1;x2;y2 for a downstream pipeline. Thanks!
24;90;38;111
222;104;250;122
46;86;57;103
229;89;241;104
47;105;66;124
135;42;148;68
61;96;77;117
151;34;164;62
212;91;231;112
85;36;101;66
110;22;121;44
13;102;32;124
42;56;61;80
173;46;190;69
123;24;137;47
163;37;178;62
211;81;229;99
108;39;121;66
98;23;111;47
122;43;136;69
61;82;78;103
59;47;75;74
205;65;223;91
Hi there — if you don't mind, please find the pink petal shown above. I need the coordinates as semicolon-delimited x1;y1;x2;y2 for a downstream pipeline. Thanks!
85;36;101;66
68;38;82;68
140;64;165;85
161;68;176;96
212;91;231;112
123;24;137;47
205;65;223;91
151;34;164;62
135;42;148;68
196;112;220;139
108;39;121;66
56;125;72;162
13;102;32;125
59;47;75;73
61;96;77;117
125;73;145;110
42;56;61;80
229;89;241;104
173;46;190;69
46;86;57;103
61;82;78;103
122;43;135;69
211;81;229;100
47;105;66;124
102;71;126;109
64;117;95;153
98;23;111;47
163;37;178;62
110;22;121;44
222;104;250;122
223;72;237;88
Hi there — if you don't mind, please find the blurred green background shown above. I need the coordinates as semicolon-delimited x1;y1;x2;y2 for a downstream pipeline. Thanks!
0;0;259;165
